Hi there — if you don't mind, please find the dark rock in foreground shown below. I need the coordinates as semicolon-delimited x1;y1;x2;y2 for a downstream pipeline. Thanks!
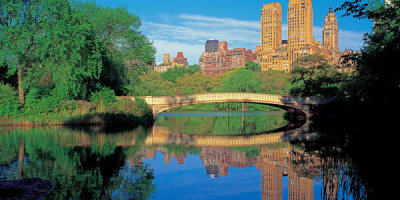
0;178;53;200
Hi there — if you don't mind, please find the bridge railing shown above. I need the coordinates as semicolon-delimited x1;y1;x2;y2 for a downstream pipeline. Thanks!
119;93;334;105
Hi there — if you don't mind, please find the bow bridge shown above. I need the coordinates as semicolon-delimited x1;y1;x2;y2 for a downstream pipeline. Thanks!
122;93;333;118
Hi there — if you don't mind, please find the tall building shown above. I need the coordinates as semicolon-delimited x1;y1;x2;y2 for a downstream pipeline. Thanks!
205;39;219;52
323;7;339;63
288;0;314;64
261;2;282;70
173;52;189;67
260;0;338;72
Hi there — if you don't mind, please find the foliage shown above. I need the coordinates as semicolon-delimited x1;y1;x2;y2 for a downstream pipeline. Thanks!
258;70;291;95
175;73;211;94
23;87;65;116
161;66;191;83
188;64;202;74
0;0;156;124
0;83;20;118
229;146;260;158
214;68;261;93
337;0;400;103
245;61;262;72
90;87;117;107
155;111;288;136
290;54;348;97
133;71;175;96
0;128;156;199
73;1;156;95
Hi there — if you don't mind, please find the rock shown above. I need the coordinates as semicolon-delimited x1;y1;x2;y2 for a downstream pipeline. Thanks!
0;178;53;200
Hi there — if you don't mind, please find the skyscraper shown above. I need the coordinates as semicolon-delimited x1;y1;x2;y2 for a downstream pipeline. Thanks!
259;0;337;72
261;2;282;70
288;0;314;63
205;40;219;52
323;7;339;63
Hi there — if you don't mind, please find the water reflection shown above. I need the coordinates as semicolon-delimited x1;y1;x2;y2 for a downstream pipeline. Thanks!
0;112;365;199
155;111;295;136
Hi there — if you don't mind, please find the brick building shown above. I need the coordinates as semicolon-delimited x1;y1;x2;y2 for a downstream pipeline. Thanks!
173;52;189;67
199;41;258;76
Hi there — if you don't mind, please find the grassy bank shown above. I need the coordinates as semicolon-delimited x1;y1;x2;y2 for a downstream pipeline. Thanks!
0;98;154;127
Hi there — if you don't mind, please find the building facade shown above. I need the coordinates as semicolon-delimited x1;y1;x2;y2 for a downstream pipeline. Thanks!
163;53;171;64
323;7;340;64
199;41;258;76
173;52;189;67
154;52;188;72
261;2;283;71
205;40;219;52
260;0;339;72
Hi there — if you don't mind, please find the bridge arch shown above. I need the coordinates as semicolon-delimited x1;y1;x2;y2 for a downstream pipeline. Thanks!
132;93;333;118
152;99;309;118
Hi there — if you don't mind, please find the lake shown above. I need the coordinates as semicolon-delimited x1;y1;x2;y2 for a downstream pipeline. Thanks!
0;111;368;199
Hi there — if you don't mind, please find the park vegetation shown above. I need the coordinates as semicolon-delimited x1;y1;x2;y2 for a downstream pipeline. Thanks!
1;0;399;126
0;0;156;125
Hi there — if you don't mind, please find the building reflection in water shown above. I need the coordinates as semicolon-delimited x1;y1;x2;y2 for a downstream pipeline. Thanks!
127;142;332;200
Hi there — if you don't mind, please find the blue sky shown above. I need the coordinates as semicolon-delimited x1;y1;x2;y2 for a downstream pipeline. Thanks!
95;0;373;65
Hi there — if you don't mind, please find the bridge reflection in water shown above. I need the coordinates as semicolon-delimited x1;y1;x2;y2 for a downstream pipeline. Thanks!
129;126;325;200
0;123;343;200
124;125;335;200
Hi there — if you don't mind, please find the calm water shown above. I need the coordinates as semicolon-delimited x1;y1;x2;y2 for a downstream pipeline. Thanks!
0;111;366;199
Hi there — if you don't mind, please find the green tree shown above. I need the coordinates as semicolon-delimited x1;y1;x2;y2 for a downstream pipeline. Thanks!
0;0;104;105
245;61;262;72
0;83;20;118
337;0;400;103
175;72;211;94
161;66;190;83
134;71;175;96
73;1;156;95
188;64;202;74
290;54;347;97
0;0;48;105
215;68;261;93
258;70;291;95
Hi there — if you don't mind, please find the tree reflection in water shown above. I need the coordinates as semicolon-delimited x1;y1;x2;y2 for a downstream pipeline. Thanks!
0;127;156;200
0;113;380;199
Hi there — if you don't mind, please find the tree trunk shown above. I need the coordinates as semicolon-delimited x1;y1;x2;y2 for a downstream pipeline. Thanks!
18;65;24;106
18;140;25;179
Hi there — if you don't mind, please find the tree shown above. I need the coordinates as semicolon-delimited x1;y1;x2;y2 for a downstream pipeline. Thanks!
73;1;156;95
245;61;261;72
337;0;400;103
258;70;291;95
188;64;202;74
175;72;211;94
134;71;174;96
215;68;261;93
161;66;190;83
290;54;347;97
0;0;105;104
0;0;48;105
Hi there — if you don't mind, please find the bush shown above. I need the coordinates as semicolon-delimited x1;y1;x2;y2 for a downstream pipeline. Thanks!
135;98;152;116
0;83;20;118
24;87;63;116
90;87;117;107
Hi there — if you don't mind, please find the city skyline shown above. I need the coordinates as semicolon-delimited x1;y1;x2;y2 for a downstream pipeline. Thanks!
95;0;372;65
